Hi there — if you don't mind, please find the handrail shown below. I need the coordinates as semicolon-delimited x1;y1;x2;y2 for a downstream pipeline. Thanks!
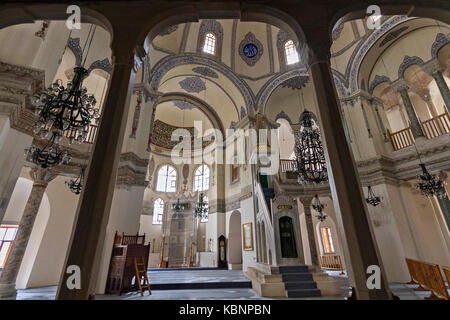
421;111;450;139
387;126;415;151
280;159;297;172
388;111;450;151
320;254;345;274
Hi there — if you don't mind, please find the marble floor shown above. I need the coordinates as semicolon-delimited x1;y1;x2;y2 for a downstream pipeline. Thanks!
15;269;442;300
148;269;250;284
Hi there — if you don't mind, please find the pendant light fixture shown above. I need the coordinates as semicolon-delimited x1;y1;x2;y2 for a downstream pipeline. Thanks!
194;192;208;221
312;194;327;222
32;25;100;144
65;167;85;195
294;109;328;184
24;132;71;168
365;186;382;207
27;25;100;169
413;144;447;199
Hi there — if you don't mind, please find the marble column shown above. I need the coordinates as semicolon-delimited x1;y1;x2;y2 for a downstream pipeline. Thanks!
300;197;319;266
392;79;424;138
423;59;450;114
306;40;392;299
146;91;163;152
372;100;389;142
129;90;143;139
57;39;144;299
437;195;450;231
0;167;57;299
422;93;439;118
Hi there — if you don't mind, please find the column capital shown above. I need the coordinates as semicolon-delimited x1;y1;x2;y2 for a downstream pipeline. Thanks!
306;42;332;68
299;196;314;209
391;79;410;92
111;43;146;73
422;59;444;75
29;167;57;187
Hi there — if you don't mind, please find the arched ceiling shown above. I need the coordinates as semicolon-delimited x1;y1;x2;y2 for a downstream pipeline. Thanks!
155;100;213;130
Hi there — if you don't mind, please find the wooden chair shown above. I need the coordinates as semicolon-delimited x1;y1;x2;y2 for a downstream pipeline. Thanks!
134;256;151;296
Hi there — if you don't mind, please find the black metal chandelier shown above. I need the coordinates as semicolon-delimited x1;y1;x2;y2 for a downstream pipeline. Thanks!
32;66;99;145
194;192;208;221
173;198;185;213
312;194;327;222
366;186;382;207
294;111;328;184
415;163;447;199
24;132;71;168
65;167;85;195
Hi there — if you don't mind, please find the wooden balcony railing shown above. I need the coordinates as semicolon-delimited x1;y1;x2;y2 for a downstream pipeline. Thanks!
421;110;450;139
387;126;415;151
63;124;98;144
388;111;450;151
280;159;297;172
42;123;98;145
319;254;344;274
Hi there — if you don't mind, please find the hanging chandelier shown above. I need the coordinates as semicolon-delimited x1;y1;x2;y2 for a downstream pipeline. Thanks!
65;167;85;195
24;132;71;168
173;198;185;213
415;164;447;199
294;111;328;184
365;186;382;207
32;66;100;145
312;194;327;222
194;192;208;221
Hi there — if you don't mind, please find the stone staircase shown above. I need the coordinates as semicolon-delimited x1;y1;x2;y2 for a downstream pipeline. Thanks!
278;266;321;298
245;264;324;298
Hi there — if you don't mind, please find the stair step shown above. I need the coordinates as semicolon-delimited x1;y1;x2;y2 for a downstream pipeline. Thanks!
287;288;321;298
284;281;317;290
281;273;313;282
279;266;309;273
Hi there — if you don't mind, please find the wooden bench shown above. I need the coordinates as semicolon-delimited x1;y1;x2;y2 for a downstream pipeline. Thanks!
405;258;449;300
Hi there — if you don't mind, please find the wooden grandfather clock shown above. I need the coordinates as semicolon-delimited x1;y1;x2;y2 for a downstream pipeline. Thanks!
218;235;227;268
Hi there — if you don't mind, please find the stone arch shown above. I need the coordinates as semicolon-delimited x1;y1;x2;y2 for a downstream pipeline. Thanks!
228;210;242;266
157;92;226;136
398;55;424;79
0;4;113;37
369;75;392;95
257;68;309;112
431;33;450;59
149;54;257;114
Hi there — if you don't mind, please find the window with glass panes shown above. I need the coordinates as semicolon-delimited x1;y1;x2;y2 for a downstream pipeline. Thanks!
194;165;210;192
321;227;335;254
152;198;164;225
285;40;299;65
156;165;177;192
203;33;216;55
0;225;18;268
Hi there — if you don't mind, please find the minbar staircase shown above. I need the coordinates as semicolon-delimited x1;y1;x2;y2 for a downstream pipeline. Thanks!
245;264;322;298
279;266;321;298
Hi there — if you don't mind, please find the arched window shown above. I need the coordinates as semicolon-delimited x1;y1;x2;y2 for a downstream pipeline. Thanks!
156;165;177;192
203;32;216;55
194;165;210;192
284;40;299;65
321;227;335;254
152;198;164;225
201;195;209;223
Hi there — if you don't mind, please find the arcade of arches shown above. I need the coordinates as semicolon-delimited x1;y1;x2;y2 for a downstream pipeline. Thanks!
0;0;449;300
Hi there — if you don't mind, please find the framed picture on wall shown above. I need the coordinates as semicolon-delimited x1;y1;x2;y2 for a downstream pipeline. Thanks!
242;222;253;251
